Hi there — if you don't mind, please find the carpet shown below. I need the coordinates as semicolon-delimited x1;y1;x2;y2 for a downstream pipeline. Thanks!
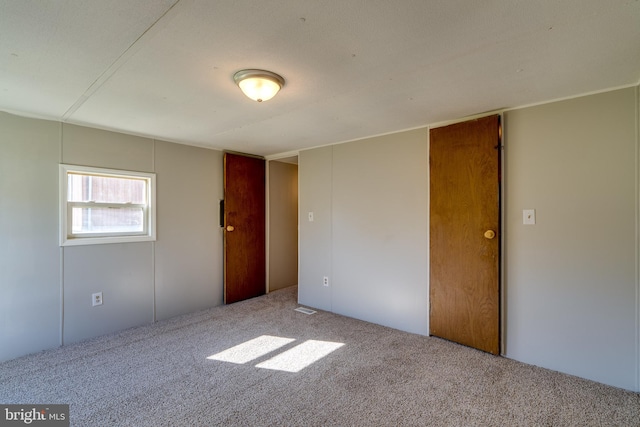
0;286;638;426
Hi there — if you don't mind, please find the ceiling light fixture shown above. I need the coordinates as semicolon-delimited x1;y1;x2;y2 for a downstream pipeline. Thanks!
233;69;285;102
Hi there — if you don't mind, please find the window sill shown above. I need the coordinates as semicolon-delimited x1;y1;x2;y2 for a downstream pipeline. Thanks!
60;234;156;247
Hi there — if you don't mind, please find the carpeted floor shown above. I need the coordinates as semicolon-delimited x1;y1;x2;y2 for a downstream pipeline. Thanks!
0;286;638;426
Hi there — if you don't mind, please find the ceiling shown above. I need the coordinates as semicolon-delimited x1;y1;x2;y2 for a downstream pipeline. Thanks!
1;1;639;157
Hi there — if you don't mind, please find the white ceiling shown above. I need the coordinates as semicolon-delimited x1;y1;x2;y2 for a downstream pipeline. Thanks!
1;0;639;157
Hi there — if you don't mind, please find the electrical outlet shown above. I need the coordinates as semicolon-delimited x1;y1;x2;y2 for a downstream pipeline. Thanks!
523;209;536;225
323;276;329;287
92;292;103;307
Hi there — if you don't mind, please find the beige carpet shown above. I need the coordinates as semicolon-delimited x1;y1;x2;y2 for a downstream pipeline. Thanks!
0;286;638;426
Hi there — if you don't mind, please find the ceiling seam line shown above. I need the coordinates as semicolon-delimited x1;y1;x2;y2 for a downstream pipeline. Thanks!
61;0;186;122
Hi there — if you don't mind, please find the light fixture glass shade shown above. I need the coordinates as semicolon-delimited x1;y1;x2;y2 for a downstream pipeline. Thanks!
234;69;285;102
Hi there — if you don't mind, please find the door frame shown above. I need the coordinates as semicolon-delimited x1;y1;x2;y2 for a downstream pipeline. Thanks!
428;112;505;355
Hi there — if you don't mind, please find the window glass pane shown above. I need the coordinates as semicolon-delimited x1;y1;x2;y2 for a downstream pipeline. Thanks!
68;173;146;204
71;207;144;234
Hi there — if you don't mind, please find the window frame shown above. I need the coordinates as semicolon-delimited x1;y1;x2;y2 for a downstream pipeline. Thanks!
59;164;156;246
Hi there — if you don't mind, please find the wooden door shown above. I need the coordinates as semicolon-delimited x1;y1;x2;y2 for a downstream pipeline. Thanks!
224;153;266;304
429;115;500;354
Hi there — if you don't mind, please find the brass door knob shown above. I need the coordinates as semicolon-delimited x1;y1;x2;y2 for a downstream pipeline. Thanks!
484;230;496;239
226;225;235;232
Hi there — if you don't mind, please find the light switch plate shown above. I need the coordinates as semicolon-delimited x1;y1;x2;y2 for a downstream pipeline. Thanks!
523;209;536;225
308;212;314;222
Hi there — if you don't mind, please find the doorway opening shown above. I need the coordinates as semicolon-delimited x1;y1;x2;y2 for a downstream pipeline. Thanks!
266;156;299;295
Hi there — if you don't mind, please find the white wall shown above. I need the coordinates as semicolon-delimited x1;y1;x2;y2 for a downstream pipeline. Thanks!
298;87;639;392
0;113;224;358
154;140;223;320
504;87;638;391
63;243;154;343
60;124;156;344
299;129;429;335
299;146;333;311
0;114;61;361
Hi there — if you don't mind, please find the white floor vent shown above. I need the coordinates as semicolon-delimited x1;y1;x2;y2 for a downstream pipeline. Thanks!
294;307;316;315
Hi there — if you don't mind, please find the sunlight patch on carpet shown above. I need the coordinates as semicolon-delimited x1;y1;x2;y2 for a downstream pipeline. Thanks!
294;307;316;315
255;340;345;373
207;336;345;372
207;335;294;364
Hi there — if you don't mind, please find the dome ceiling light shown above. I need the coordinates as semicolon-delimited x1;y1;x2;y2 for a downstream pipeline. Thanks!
233;69;285;102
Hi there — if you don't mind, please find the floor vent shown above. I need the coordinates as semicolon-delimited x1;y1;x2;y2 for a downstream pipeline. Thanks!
295;307;316;315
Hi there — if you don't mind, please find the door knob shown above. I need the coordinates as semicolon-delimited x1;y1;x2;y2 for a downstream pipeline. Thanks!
226;225;235;232
484;230;496;239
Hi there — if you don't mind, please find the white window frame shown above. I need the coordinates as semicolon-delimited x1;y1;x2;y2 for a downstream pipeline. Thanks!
59;164;156;246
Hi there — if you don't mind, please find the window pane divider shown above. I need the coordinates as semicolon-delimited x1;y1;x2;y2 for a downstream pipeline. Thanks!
68;202;146;208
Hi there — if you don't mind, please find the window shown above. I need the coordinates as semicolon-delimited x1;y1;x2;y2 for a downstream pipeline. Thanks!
60;165;156;246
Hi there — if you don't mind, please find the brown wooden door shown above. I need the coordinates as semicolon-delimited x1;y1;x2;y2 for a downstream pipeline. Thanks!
224;153;266;304
429;115;500;354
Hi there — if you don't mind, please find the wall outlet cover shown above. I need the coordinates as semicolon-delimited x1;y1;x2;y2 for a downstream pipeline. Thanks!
523;209;536;225
92;292;103;306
